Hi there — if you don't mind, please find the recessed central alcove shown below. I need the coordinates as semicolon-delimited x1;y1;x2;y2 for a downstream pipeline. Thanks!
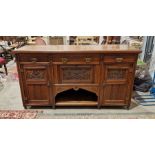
55;88;98;106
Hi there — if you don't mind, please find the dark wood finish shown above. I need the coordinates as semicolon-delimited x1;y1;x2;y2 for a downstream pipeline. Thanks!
14;45;141;109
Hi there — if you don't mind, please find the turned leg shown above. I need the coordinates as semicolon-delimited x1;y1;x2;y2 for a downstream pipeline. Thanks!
52;98;56;109
124;105;130;110
127;105;130;110
23;105;27;109
26;106;31;109
97;104;101;109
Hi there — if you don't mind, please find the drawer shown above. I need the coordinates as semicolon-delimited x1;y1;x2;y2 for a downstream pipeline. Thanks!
103;54;137;63
19;54;48;62
52;54;100;65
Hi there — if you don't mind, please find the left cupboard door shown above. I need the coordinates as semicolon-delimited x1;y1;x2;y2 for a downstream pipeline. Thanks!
20;63;52;106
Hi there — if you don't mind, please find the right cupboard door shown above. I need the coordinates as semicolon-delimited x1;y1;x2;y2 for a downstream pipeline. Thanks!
102;64;133;106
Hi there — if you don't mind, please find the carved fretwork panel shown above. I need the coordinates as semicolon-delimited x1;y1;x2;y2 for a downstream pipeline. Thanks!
82;87;98;96
62;67;91;80
107;69;126;80
60;65;94;83
55;86;98;96
26;70;45;80
22;65;49;82
55;87;72;96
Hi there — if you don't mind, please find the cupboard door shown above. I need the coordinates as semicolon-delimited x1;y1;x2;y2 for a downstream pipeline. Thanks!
21;63;51;106
102;64;133;106
59;65;94;83
54;64;100;84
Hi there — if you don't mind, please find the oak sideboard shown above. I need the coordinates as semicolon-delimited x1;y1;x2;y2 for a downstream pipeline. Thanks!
14;45;141;109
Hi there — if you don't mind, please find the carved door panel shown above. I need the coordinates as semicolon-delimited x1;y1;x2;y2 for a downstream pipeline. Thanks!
21;63;51;106
57;65;99;84
102;64;133;106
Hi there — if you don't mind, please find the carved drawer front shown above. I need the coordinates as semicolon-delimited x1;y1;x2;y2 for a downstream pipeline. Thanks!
59;65;94;83
103;54;136;64
21;63;51;106
19;54;48;62
52;54;100;65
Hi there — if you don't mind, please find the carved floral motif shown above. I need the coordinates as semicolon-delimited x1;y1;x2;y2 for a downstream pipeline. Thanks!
62;66;92;81
26;70;45;79
107;69;125;79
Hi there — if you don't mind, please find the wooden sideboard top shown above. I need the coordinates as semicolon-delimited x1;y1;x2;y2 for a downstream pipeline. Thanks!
14;45;141;54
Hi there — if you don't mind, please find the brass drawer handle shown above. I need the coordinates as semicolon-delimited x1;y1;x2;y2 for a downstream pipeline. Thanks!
85;58;92;63
62;58;68;64
115;57;124;62
31;58;38;62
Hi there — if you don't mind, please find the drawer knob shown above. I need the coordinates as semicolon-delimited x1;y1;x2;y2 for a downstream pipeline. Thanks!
31;58;38;62
85;58;92;63
62;58;68;64
115;58;124;62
